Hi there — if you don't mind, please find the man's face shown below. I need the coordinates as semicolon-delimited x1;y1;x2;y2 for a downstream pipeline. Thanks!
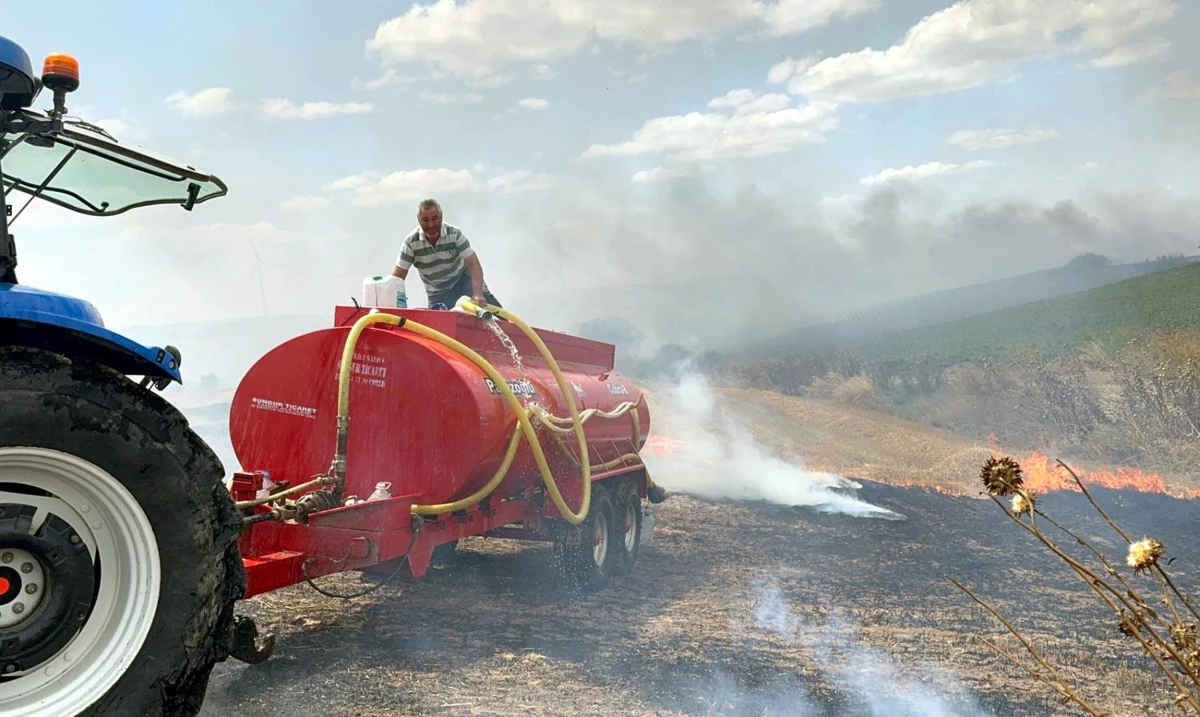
418;207;442;239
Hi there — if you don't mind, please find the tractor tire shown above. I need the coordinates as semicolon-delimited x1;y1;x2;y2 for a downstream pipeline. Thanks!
0;346;245;717
610;476;643;576
552;490;616;594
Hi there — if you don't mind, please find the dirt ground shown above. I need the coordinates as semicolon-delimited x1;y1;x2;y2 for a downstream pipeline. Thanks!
199;387;1200;717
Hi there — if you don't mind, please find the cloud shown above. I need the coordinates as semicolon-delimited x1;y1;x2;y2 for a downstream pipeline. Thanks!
581;90;838;163
418;91;484;104
770;0;1179;104
364;0;882;83
753;0;881;38
707;89;793;115
322;166;552;206
1086;36;1172;68
164;87;235;118
632;166;690;183
516;97;549;111
1144;70;1200;100
258;98;377;120
279;195;334;211
90;110;151;143
860;160;1003;186
486;169;554;193
352;67;416;90
946;127;1058;151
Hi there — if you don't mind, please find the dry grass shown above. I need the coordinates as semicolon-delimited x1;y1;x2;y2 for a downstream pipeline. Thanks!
724;327;1200;480
200;387;1200;717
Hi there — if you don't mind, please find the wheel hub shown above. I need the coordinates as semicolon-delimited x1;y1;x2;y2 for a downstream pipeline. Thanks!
0;504;95;674
0;548;47;628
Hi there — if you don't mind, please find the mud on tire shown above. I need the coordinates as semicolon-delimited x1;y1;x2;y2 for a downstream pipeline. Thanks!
0;347;245;716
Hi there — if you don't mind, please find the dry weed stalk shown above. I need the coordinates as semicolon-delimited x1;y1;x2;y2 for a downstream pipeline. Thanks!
949;456;1200;714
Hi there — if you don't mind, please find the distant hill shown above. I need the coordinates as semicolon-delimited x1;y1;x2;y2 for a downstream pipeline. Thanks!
745;253;1200;359
807;259;1200;366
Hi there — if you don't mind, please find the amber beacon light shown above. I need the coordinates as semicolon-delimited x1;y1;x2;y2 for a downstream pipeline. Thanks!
42;53;80;92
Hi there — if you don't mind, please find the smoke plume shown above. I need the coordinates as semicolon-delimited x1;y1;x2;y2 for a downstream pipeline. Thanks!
641;369;902;520
742;575;992;716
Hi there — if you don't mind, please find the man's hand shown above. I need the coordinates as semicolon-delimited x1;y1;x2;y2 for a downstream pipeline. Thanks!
472;291;487;307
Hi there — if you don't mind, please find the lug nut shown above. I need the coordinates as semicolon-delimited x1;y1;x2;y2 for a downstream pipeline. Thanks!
1;553;11;564
12;603;24;615
25;584;37;595
70;534;81;545
20;563;32;574
3;664;16;674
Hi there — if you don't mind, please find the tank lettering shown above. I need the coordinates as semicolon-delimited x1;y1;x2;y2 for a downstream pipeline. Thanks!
250;397;318;419
606;382;629;396
484;377;536;398
571;381;585;397
350;352;388;388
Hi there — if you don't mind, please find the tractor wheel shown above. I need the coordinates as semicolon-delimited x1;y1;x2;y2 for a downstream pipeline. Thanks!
610;477;643;576
552;490;616;593
0;347;245;717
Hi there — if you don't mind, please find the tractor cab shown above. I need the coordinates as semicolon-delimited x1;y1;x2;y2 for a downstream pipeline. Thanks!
0;34;227;284
0;34;228;387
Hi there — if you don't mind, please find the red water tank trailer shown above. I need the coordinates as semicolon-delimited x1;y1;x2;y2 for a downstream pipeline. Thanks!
229;306;652;517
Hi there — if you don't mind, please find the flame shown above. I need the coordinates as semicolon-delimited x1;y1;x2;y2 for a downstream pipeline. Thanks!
893;451;1200;500
1010;451;1200;499
644;433;685;458
641;432;1200;501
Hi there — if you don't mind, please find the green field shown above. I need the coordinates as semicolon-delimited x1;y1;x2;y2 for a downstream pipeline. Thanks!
833;261;1200;365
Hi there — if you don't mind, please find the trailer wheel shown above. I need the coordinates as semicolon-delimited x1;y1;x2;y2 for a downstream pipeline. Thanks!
611;477;642;576
0;347;245;717
553;491;616;593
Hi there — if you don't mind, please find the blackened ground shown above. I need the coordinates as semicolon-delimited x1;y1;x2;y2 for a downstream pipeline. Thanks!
199;482;1199;717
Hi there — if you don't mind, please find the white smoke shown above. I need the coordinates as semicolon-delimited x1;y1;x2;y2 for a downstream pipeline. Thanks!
745;575;993;716
642;370;903;520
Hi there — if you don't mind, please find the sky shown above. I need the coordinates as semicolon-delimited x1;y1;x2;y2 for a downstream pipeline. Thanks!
5;0;1200;355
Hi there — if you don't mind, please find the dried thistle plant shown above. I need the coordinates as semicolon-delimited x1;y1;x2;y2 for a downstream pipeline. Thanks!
1128;537;1166;574
980;456;1024;496
950;455;1200;715
1011;490;1036;516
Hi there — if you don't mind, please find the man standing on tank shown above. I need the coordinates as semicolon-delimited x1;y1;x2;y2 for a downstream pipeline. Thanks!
391;198;502;310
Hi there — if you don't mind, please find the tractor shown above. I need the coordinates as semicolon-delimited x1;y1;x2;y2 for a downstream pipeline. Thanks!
0;36;246;716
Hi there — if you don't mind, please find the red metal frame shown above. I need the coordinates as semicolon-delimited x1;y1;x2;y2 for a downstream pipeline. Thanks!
232;464;646;599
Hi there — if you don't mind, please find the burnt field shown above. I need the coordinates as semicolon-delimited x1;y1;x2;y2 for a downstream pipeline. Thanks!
199;479;1200;717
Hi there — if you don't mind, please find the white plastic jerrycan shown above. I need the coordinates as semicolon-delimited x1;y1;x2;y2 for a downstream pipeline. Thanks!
367;482;392;501
362;275;407;308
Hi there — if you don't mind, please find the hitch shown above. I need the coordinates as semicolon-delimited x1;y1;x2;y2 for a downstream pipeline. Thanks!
228;614;275;665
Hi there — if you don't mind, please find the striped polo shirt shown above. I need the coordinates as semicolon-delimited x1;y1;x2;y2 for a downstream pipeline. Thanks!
395;223;475;294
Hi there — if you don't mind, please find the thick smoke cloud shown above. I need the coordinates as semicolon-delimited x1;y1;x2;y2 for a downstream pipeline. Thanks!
88;158;1200;390
505;166;1200;360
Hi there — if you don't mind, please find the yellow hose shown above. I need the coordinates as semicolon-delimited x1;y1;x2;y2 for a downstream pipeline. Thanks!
330;305;639;525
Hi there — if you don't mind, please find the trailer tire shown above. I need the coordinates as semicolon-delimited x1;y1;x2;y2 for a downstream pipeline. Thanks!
553;491;616;594
610;477;642;576
0;347;245;717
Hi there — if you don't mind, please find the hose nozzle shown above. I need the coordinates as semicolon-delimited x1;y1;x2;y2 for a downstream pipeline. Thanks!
454;295;494;321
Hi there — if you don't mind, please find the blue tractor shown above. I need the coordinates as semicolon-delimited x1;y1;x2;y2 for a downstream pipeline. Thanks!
0;36;248;716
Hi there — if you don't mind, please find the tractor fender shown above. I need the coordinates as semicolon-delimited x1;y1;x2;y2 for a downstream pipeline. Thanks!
0;283;182;383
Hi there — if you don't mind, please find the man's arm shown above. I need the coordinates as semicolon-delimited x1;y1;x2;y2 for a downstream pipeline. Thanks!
464;252;486;304
393;240;413;279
